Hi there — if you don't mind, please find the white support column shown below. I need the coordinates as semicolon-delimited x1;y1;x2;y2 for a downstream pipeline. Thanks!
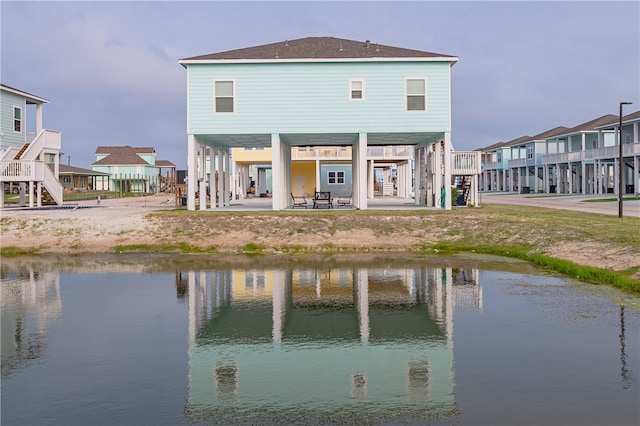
28;181;34;207
36;104;43;134
224;149;230;206
473;174;480;207
36;182;42;207
199;145;207;211
567;166;573;194
272;270;286;344
634;155;639;197
501;169;506;192
356;268;369;344
367;160;374;199
284;142;292;203
271;133;286;210
434;143;442;206
614;161;619;196
353;133;368;210
217;148;224;208
208;150;216;209
414;147;422;205
443;133;452;210
543;165;549;193
315;159;321;192
187;135;197;211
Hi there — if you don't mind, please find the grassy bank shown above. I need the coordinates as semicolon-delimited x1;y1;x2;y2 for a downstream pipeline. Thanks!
2;204;639;294
141;204;640;293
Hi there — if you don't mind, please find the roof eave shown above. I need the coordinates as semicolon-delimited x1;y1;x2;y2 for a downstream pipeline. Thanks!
179;57;459;66
1;84;49;104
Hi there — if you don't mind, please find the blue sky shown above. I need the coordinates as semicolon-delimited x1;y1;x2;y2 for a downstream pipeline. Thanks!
2;1;639;169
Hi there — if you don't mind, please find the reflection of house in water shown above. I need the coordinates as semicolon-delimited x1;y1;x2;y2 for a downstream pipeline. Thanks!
1;269;62;376
185;266;483;422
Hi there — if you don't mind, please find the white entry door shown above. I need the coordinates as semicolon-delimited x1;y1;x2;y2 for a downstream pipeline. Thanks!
294;177;305;195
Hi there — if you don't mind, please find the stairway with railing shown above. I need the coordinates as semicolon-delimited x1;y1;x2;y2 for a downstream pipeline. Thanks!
0;129;64;206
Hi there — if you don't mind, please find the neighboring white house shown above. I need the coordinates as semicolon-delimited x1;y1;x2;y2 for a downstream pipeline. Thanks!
0;83;64;207
179;37;481;211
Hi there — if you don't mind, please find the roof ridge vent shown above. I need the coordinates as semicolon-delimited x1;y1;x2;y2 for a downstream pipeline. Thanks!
285;39;289;46
365;40;370;48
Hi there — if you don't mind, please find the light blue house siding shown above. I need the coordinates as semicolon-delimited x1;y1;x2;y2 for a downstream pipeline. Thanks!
0;90;27;149
187;61;452;135
92;164;158;192
319;163;352;196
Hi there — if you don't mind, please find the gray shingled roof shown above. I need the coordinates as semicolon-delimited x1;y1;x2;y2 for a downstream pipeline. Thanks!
95;146;155;155
52;164;110;176
92;146;153;166
503;135;534;147
526;126;571;142
557;114;619;135
155;159;176;167
180;36;457;61
595;110;640;129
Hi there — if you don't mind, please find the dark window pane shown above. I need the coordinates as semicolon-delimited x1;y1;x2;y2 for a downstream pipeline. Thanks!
407;96;425;111
216;98;234;113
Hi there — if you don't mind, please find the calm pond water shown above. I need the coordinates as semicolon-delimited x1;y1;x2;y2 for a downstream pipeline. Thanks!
1;254;638;426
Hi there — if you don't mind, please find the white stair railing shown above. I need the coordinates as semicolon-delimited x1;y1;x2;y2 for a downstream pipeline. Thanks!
42;163;63;205
19;130;62;160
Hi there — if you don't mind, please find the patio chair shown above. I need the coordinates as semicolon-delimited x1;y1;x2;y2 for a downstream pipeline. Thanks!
336;193;352;207
291;192;308;209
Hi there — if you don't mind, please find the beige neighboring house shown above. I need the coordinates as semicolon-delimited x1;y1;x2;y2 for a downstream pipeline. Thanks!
56;164;110;191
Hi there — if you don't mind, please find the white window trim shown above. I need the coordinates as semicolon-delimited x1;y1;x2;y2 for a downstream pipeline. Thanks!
404;77;427;112
213;79;236;114
527;147;534;159
349;79;365;101
13;106;22;133
327;170;345;185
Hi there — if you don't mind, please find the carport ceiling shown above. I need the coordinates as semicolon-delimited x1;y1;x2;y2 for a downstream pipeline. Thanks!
193;132;443;149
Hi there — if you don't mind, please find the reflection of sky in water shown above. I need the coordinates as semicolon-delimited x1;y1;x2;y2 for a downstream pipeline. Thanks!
1;261;637;426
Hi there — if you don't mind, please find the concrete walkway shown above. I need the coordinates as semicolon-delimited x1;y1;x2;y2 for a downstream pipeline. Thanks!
478;192;640;218
4;192;638;218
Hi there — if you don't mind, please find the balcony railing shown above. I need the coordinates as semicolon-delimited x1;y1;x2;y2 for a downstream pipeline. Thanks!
451;151;481;175
290;145;414;161
508;158;526;168
0;160;43;181
592;143;640;160
542;151;592;165
484;160;499;170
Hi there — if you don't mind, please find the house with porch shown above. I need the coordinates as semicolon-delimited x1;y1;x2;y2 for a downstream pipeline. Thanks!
506;126;569;193
179;37;481;211
56;164;111;192
538;115;618;195
592;111;640;196
0;84;64;207
479;111;640;197
91;145;176;193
